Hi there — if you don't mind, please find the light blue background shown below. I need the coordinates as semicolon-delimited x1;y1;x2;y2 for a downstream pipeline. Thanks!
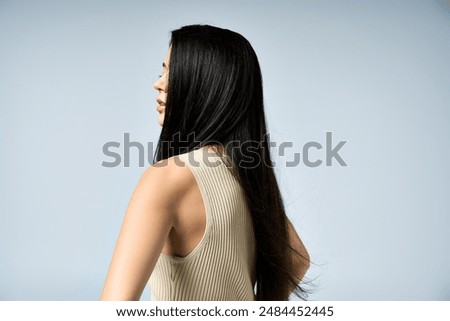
1;0;449;300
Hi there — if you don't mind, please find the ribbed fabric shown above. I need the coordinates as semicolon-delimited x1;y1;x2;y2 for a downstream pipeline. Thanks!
148;147;256;301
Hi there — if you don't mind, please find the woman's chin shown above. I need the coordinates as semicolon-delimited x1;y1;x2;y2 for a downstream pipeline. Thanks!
158;113;165;126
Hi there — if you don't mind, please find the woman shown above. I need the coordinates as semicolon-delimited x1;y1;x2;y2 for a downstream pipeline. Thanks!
100;24;310;301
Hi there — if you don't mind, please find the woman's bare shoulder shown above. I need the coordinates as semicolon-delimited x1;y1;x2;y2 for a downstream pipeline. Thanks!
139;154;193;199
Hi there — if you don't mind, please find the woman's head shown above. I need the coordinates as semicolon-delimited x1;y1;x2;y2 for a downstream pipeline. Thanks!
154;24;264;157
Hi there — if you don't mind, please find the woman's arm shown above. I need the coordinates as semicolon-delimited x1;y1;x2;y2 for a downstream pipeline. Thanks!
99;157;188;300
287;217;310;284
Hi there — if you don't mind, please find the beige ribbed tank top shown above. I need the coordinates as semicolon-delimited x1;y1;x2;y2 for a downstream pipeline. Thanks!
148;147;256;300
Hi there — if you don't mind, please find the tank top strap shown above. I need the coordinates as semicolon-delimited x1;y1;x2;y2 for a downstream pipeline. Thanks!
177;147;225;170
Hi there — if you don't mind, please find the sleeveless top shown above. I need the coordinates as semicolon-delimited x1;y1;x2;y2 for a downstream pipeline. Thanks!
147;147;256;300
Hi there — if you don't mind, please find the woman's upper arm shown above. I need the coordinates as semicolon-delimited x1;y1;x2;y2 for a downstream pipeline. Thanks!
100;157;188;300
287;218;310;278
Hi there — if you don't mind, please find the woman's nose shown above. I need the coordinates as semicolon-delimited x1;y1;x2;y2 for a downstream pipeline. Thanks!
153;79;160;91
154;76;167;92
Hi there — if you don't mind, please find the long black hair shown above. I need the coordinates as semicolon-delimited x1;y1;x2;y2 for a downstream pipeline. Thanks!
153;24;311;300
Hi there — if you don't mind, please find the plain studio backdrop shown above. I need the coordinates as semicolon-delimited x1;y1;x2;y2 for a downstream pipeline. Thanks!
1;0;449;300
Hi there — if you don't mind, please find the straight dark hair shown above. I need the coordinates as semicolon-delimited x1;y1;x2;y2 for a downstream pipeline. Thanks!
153;24;311;300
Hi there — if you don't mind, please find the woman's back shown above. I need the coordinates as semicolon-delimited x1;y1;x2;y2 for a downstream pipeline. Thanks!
148;147;256;300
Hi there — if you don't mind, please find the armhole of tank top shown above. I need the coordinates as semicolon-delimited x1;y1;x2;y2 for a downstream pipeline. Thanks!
158;151;212;263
